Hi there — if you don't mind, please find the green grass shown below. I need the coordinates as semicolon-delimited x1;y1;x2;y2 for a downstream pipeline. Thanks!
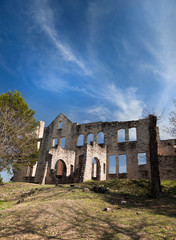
0;180;176;240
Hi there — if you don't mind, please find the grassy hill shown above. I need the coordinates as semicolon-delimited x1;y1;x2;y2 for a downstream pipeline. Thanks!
0;180;176;240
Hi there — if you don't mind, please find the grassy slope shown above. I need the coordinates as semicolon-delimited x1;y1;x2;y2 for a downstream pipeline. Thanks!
0;180;176;240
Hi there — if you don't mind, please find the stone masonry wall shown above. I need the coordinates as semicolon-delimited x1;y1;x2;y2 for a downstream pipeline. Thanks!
13;113;176;184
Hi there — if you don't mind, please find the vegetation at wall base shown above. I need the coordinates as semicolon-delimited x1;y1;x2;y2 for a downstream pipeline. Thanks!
0;179;175;240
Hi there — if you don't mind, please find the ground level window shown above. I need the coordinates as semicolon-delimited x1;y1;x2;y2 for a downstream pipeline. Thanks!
103;163;106;174
108;155;116;174
138;153;146;165
70;165;73;174
91;158;100;180
119;154;127;173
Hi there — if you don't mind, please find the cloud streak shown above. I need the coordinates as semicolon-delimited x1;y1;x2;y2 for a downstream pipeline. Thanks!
70;83;144;124
140;1;176;107
31;0;91;76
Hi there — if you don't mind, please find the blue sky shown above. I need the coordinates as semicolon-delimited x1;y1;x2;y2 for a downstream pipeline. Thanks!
1;0;176;181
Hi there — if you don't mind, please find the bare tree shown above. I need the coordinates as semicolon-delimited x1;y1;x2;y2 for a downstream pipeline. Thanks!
167;99;176;137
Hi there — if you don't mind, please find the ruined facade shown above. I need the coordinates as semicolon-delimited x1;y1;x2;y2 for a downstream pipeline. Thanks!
13;113;176;184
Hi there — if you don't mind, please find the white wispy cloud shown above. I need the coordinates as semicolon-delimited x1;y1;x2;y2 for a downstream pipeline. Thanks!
97;84;144;121
140;1;176;107
69;83;144;124
29;0;146;125
31;0;91;76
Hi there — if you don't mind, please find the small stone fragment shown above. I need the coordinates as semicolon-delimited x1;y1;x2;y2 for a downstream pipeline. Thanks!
103;207;112;212
16;198;24;204
83;188;90;192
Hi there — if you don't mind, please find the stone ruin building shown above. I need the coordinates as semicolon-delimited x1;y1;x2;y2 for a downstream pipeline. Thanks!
13;113;176;184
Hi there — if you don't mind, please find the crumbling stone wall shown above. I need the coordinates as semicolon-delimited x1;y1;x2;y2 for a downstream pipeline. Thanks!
33;113;154;184
13;113;176;184
158;139;176;179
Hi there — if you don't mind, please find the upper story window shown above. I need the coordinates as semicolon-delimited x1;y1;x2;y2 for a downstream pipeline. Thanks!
129;128;137;141
77;134;84;146
53;138;58;147
58;121;63;129
87;133;94;144
118;129;125;142
97;132;104;144
61;137;66;148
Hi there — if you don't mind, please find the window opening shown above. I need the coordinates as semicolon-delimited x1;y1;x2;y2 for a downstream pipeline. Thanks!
53;138;58;147
61;137;66;148
119;154;127;173
103;163;106;174
97;132;104;144
56;160;66;178
108;155;116;174
77;134;84;146
58;121;62;129
129;128;137;141
70;165;73;174
37;141;41;149
118;129;125;142
87;133;94;144
91;158;100;180
138;153;146;165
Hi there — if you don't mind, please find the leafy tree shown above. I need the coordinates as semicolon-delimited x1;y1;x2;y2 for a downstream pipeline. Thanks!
0;90;38;173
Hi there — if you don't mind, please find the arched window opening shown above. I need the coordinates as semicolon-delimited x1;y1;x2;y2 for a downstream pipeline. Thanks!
87;133;94;144
58;121;62;129
119;154;127;173
103;163;106;174
91;158;100;180
77;134;84;146
55;160;67;179
129;128;137;141
97;132;104;144
118;129;125;142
